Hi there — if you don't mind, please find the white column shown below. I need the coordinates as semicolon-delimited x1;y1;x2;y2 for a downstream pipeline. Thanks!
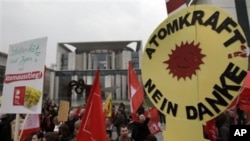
68;53;76;70
115;74;121;100
112;52;115;69
53;73;59;100
88;53;92;69
83;53;87;70
121;75;127;100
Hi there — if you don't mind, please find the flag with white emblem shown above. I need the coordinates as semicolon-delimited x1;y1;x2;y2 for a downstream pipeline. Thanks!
128;61;144;114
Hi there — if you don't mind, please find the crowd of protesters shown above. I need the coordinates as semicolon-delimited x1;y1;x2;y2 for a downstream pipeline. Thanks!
1;96;250;141
1;97;250;141
204;106;250;141
0;98;158;141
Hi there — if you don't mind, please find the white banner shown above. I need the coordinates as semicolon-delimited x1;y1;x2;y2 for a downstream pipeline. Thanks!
1;37;47;114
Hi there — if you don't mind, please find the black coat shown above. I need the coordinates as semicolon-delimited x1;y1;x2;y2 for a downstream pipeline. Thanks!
131;118;151;141
0;114;15;141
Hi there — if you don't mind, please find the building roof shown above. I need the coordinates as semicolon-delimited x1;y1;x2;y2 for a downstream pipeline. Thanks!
0;52;7;57
58;40;142;53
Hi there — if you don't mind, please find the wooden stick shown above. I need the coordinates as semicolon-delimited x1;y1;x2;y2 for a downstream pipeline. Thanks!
19;114;29;141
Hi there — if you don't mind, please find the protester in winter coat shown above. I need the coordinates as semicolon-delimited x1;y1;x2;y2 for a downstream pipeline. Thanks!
131;114;151;141
117;124;133;141
0;114;15;141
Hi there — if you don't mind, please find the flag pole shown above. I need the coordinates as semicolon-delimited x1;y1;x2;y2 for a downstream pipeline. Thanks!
18;114;29;141
14;114;20;141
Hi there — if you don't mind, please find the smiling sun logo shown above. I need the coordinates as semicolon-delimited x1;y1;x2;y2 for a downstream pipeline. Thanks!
163;41;206;80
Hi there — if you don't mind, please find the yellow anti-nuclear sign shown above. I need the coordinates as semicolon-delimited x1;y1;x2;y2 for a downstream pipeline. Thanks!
142;5;248;141
142;5;249;140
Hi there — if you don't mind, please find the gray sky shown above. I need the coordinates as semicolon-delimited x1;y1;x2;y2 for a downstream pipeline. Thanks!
0;0;167;67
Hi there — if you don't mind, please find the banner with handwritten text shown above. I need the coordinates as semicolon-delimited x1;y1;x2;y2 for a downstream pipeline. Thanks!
1;37;47;114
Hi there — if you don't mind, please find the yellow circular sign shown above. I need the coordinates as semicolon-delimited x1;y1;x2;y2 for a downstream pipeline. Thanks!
142;5;248;122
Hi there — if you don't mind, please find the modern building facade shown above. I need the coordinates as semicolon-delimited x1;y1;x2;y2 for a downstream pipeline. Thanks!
51;40;142;106
1;0;249;107
49;1;250;106
0;52;7;96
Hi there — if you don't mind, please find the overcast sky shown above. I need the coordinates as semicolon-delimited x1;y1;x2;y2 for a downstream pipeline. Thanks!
0;0;167;67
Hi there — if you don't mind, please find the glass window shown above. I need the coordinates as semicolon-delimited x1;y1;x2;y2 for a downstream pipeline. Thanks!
61;53;69;70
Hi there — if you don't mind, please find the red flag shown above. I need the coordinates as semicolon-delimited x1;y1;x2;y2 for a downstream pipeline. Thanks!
165;0;187;15
204;118;218;141
239;71;250;110
145;107;162;135
228;72;250;111
128;61;144;114
76;70;106;141
228;70;250;110
237;88;250;112
242;71;250;89
19;114;40;141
